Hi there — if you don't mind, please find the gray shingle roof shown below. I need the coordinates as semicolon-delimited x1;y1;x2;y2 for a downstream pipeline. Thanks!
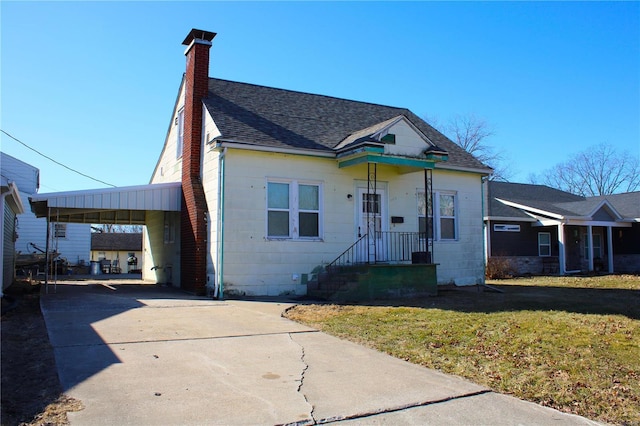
91;233;142;251
203;78;489;171
487;182;640;220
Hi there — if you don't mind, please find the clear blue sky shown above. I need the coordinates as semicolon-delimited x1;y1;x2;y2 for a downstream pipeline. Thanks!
2;1;638;192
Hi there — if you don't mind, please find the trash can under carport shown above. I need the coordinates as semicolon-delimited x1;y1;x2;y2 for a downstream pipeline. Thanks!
90;261;101;275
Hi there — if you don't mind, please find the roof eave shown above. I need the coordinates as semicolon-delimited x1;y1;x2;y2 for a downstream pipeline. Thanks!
212;139;335;158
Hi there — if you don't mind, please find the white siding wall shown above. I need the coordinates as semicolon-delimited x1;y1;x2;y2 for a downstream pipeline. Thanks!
2;154;92;266
145;83;187;286
215;150;485;296
202;139;221;291
142;210;181;286
15;207;91;266
385;120;429;157
432;169;485;285
150;84;186;184
1;153;39;194
3;203;17;290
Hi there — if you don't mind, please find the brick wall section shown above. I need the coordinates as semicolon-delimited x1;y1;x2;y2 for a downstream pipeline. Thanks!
181;35;213;295
614;254;640;273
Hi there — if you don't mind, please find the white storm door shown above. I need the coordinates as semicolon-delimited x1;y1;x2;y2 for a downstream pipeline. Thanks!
357;187;387;263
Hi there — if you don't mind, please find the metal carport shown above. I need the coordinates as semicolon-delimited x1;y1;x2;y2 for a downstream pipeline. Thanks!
29;182;182;286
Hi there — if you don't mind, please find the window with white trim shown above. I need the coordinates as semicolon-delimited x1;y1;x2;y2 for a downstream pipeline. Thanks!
538;232;551;256
267;180;322;239
176;108;184;159
584;234;602;259
54;223;67;239
417;191;457;241
439;193;456;240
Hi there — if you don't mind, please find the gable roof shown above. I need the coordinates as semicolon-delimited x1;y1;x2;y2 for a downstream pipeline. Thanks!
487;181;640;222
204;78;489;172
91;233;142;251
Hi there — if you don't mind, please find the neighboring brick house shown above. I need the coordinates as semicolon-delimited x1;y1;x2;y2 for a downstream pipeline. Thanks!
144;29;492;297
485;181;640;275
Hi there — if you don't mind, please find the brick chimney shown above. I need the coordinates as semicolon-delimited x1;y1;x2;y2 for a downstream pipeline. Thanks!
180;29;216;295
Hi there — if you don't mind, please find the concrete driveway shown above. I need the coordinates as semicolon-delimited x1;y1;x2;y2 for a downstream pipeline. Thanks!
40;280;601;425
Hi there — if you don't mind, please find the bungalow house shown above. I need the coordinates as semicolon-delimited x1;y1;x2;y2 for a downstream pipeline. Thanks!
90;232;143;273
143;29;492;298
485;181;640;275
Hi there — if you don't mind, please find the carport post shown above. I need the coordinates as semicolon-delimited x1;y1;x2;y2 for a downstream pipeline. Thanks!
45;208;50;292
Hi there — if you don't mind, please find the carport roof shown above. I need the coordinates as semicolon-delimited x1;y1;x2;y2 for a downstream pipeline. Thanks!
30;182;182;224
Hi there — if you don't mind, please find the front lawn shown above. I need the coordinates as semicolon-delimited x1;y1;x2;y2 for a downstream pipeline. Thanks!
284;275;640;425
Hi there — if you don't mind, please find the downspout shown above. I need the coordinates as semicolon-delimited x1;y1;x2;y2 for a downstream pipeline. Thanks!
45;207;50;292
216;147;227;300
481;176;487;284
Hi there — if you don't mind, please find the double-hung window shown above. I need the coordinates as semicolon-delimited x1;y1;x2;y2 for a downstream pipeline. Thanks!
176;108;184;158
538;232;551;256
267;180;322;239
417;192;433;239
54;223;67;239
417;191;457;241
438;193;456;240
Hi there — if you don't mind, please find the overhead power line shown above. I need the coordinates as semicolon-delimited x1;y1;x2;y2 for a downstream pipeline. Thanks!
1;129;116;188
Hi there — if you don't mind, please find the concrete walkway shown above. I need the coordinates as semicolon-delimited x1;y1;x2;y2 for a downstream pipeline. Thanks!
40;280;602;425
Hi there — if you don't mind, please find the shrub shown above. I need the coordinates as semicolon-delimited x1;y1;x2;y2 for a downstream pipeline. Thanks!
486;256;514;279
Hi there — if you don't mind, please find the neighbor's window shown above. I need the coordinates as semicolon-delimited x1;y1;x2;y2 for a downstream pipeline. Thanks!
584;234;602;259
417;191;457;241
53;223;67;239
538;232;551;256
267;180;321;239
176;108;185;158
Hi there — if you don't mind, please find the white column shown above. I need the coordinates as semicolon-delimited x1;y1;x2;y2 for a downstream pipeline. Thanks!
587;225;594;272
607;226;614;273
558;223;566;275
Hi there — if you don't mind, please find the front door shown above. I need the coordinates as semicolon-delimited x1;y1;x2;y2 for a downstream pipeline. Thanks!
565;226;582;272
357;187;387;263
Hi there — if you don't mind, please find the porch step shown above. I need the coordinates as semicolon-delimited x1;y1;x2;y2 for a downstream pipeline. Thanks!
308;263;438;302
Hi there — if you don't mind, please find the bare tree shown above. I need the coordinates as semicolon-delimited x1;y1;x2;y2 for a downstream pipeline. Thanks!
427;113;513;181
530;144;640;196
91;224;143;233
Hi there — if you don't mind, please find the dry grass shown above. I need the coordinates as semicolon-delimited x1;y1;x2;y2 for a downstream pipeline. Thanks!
1;282;83;426
285;275;640;425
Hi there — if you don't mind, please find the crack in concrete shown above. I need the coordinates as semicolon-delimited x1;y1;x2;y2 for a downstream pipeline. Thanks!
313;389;494;424
287;333;316;426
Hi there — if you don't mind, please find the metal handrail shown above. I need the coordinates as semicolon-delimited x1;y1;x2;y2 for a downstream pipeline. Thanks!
326;234;368;269
326;231;431;268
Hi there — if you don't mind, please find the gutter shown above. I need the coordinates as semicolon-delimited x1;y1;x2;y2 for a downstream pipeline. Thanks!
435;163;493;176
212;139;335;158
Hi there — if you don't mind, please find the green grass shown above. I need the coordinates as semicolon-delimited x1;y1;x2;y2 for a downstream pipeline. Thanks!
285;275;640;425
